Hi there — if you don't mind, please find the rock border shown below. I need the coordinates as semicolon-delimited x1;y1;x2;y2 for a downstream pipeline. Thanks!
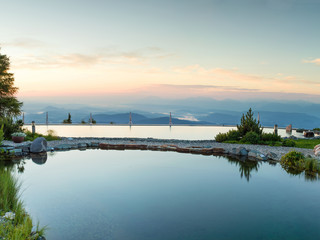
1;137;318;162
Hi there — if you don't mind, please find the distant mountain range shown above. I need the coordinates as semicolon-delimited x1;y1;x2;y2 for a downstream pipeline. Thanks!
21;98;320;129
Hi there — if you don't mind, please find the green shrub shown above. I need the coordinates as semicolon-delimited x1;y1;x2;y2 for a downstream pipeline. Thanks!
261;133;281;142
24;129;60;141
313;128;320;131
280;150;305;173
0;125;4;146
226;130;240;141
304;158;320;173
215;132;228;142
282;139;296;147
0;118;23;139
240;131;260;144
237;108;262;137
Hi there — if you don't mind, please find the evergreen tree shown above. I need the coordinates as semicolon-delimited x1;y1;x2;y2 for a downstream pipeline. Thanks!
0;50;23;118
237;108;262;137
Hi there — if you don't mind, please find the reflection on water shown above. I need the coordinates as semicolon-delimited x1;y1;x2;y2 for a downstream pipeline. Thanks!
226;156;260;182
2;150;320;240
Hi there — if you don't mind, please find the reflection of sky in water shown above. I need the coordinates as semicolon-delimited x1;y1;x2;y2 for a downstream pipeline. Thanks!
17;150;320;240
24;125;301;139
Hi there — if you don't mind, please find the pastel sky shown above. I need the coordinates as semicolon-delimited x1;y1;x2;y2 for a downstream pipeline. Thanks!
1;0;320;103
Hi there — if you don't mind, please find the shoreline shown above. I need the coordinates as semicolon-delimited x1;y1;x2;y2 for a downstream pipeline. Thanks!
2;137;317;161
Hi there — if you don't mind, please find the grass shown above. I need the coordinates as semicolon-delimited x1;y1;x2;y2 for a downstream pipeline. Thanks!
292;138;320;149
0;168;46;239
24;129;60;141
222;138;320;149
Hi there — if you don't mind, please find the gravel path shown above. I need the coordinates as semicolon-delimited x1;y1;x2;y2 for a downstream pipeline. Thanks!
3;137;316;161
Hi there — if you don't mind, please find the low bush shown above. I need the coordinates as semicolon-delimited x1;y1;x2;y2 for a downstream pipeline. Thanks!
240;131;260;144
0;118;23;139
261;133;281;142
304;158;320;173
280;150;305;173
0;125;4;146
24;129;60;141
215;132;228;142
282;139;296;147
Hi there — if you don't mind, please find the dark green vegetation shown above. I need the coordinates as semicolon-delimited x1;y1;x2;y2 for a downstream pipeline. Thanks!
280;151;320;179
0;50;22;118
0;164;46;239
24;129;60;141
215;108;319;149
62;113;72;124
216;108;282;145
0;50;24;140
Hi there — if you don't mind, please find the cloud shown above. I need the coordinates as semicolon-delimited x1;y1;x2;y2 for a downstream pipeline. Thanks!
2;38;47;48
12;47;175;69
303;58;320;66
155;84;259;92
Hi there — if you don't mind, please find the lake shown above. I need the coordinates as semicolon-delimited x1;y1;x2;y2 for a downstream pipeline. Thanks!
13;150;320;240
24;125;301;140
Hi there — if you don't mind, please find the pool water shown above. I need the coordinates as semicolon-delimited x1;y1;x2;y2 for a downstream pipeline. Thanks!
14;150;320;239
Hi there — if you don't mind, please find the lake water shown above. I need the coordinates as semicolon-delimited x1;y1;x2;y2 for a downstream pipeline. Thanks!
14;150;320;240
24;125;301;140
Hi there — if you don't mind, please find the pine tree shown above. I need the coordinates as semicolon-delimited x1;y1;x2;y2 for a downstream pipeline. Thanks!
0;50;22;118
237;108;262;137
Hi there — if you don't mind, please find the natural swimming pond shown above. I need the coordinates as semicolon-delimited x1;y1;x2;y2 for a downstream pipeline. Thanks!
8;150;320;239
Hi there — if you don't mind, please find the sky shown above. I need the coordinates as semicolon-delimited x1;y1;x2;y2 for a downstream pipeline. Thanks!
1;0;320;104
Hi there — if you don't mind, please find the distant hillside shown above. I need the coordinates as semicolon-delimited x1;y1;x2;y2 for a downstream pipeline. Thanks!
135;117;210;125
93;113;148;124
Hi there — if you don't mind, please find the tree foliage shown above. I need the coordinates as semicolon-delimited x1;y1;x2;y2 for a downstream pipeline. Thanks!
63;113;72;124
237;108;262;137
0;50;22;118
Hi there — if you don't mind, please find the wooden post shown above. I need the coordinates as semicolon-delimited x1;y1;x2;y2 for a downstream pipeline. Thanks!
32;121;36;135
274;124;278;135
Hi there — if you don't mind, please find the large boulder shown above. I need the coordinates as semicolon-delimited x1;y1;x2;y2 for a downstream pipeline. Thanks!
314;144;320;157
30;137;47;153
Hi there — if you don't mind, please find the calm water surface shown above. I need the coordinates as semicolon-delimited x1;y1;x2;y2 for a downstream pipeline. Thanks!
24;125;300;139
14;150;320;240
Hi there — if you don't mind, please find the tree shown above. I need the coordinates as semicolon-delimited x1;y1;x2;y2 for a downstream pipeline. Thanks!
0;50;22;118
63;113;72;124
237;108;262;137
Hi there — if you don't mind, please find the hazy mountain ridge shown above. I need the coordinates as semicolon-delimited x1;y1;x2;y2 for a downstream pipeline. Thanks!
21;99;320;128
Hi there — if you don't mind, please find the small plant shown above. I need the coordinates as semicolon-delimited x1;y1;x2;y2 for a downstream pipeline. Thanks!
261;133;281;142
215;132;228;142
240;131;260;144
304;158;320;173
11;132;26;137
282;139;296;147
280;150;305;173
0;124;4;146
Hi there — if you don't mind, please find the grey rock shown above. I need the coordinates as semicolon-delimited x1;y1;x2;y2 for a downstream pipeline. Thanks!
78;143;87;149
30;137;47;153
266;152;278;160
248;150;267;161
54;144;72;151
14;149;23;156
236;147;248;156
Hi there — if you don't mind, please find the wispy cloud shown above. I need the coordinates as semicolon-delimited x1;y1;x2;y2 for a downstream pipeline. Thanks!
12;47;175;69
2;38;47;48
155;84;259;92
303;58;320;66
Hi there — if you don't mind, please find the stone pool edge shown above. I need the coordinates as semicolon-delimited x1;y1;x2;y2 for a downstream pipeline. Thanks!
2;137;317;162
